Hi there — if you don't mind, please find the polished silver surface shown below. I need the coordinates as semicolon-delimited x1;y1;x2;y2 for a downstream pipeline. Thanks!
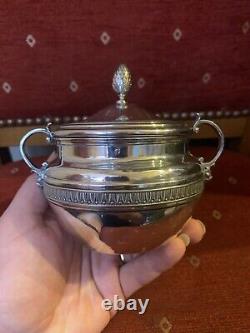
193;113;224;180
19;123;54;185
51;201;197;254
44;180;204;210
19;64;224;254
112;64;131;119
52;121;192;139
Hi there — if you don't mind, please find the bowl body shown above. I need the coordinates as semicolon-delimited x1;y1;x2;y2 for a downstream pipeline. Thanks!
40;120;205;253
51;200;199;254
20;117;223;254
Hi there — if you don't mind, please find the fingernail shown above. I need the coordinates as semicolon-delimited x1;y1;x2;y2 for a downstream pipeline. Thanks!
178;233;190;247
199;221;206;234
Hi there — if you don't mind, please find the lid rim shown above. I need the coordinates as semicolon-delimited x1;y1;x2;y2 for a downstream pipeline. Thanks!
58;119;189;127
52;120;192;138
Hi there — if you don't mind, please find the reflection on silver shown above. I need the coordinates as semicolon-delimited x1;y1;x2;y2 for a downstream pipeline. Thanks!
20;64;224;254
120;254;126;264
50;200;196;254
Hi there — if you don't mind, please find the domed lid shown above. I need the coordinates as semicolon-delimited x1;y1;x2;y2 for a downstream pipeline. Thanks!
51;65;192;139
89;64;153;122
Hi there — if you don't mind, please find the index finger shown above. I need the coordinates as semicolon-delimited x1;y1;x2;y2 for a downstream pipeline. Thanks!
4;174;48;218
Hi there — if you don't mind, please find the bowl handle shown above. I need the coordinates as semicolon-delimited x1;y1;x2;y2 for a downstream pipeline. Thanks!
192;113;224;180
19;123;54;185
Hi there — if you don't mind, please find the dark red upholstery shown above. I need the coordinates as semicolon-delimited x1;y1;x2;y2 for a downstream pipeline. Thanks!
0;1;250;121
1;148;250;332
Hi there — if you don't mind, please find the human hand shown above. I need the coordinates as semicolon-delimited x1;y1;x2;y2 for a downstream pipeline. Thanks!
0;175;205;333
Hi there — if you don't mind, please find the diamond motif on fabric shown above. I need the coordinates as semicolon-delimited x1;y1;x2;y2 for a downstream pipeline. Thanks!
69;81;79;92
188;255;200;268
10;167;19;174
172;28;182;41
242;21;250;34
228;176;237;185
159;316;172;332
2;82;12;93
137;77;146;89
26;34;36;47
100;31;111;45
212;209;222;220
202;72;211;84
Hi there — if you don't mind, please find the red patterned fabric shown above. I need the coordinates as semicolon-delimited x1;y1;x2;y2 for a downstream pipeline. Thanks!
0;1;250;120
0;149;250;332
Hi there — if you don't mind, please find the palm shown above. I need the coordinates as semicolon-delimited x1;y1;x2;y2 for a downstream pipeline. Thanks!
0;206;122;333
0;176;205;333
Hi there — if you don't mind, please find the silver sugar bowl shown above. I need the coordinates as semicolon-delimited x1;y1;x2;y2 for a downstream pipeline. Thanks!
20;65;224;254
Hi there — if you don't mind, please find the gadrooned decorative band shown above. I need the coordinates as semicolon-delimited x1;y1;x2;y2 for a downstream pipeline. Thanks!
44;180;204;208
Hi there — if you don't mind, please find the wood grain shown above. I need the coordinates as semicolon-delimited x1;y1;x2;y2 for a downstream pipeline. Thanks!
239;118;250;155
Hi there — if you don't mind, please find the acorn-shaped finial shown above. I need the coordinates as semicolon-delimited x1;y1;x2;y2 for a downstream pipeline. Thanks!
112;64;132;111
